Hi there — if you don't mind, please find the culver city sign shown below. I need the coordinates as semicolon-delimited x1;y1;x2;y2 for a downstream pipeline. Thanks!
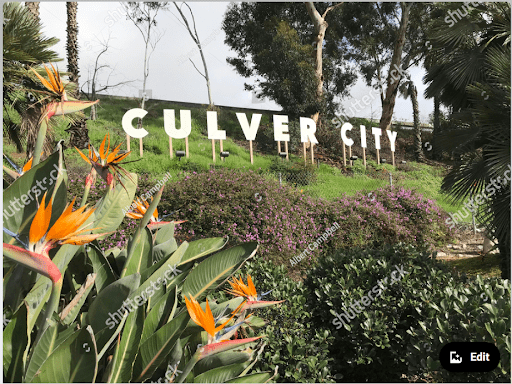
121;108;398;165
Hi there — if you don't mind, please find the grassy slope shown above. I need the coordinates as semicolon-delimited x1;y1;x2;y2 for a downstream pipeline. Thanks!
3;95;466;218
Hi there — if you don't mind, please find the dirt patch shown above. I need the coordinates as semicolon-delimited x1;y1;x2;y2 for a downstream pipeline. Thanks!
434;224;497;261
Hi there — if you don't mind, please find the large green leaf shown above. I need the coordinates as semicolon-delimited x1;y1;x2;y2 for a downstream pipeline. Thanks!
194;351;251;376
155;222;175;245
194;362;248;383
123;227;153;277
59;273;96;325
133;311;189;382
86;242;116;293
24;320;77;383
30;325;98;383
3;149;67;245
179;238;228;265
25;244;80;333
108;304;145;383
83;273;140;353
182;243;258;300
225;372;272;383
140;286;178;345
3;302;28;382
90;172;137;237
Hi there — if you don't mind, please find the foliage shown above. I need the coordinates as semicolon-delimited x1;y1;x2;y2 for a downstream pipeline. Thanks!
3;141;277;383
304;243;511;382
425;2;511;278
268;156;317;186
159;169;452;270
222;2;356;118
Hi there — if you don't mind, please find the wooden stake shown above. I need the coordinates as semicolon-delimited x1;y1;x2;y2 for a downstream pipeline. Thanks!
220;139;224;161
278;141;281;154
126;133;130;152
376;149;380;164
343;144;346;166
169;137;173;159
185;137;189;158
139;138;143;157
284;141;289;160
212;139;216;162
249;140;254;164
392;151;395;167
303;142;307;164
363;148;366;168
310;142;314;164
349;146;352;166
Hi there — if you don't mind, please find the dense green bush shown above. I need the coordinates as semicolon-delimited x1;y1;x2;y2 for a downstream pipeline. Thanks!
304;243;511;382
213;256;335;383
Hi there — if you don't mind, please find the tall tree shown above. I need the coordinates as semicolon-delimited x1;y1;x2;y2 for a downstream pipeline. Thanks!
123;2;167;120
222;2;356;120
399;77;423;161
25;2;39;21
172;2;213;107
425;2;510;278
3;2;60;154
65;2;89;148
305;1;343;124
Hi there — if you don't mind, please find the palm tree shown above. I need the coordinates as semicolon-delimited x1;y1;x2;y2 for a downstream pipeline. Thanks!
25;2;39;21
66;2;88;149
3;2;60;154
399;77;423;162
425;2;511;278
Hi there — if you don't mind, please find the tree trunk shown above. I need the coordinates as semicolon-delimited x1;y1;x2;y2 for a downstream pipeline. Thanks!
432;95;441;160
25;2;40;21
410;82;423;161
379;2;412;131
66;2;88;148
305;2;327;126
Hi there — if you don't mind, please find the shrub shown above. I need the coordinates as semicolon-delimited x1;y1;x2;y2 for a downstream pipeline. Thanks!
268;157;317;186
304;243;511;382
160;169;453;272
213;256;335;383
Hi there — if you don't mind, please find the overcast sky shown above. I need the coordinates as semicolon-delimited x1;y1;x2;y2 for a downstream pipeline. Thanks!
38;1;434;124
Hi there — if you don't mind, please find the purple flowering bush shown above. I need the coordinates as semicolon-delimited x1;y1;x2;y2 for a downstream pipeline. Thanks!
159;169;453;270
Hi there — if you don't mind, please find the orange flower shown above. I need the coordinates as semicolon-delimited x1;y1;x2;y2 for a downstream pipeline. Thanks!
184;295;242;343
3;155;34;179
227;275;258;301
125;197;159;221
75;133;133;188
31;63;67;98
26;192;105;257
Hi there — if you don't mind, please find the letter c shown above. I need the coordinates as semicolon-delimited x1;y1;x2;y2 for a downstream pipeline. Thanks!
122;108;149;138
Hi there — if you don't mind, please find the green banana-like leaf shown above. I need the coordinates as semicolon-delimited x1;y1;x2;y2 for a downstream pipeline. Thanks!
129;242;188;304
153;237;178;264
3;149;67;245
95;311;129;361
83;273;140;353
182;242;258;300
140;239;185;283
194;351;251;376
133;311;189;382
108;304;145;383
140;286;177;345
3;302;29;382
59;273;96;325
194;362;249;383
121;185;163;278
225;372;272;383
155;222;175;245
25;244;80;333
123;227;153;277
89;172;137;238
30;325;98;383
198;337;262;360
24;320;77;383
179;238;228;265
85;242;116;293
